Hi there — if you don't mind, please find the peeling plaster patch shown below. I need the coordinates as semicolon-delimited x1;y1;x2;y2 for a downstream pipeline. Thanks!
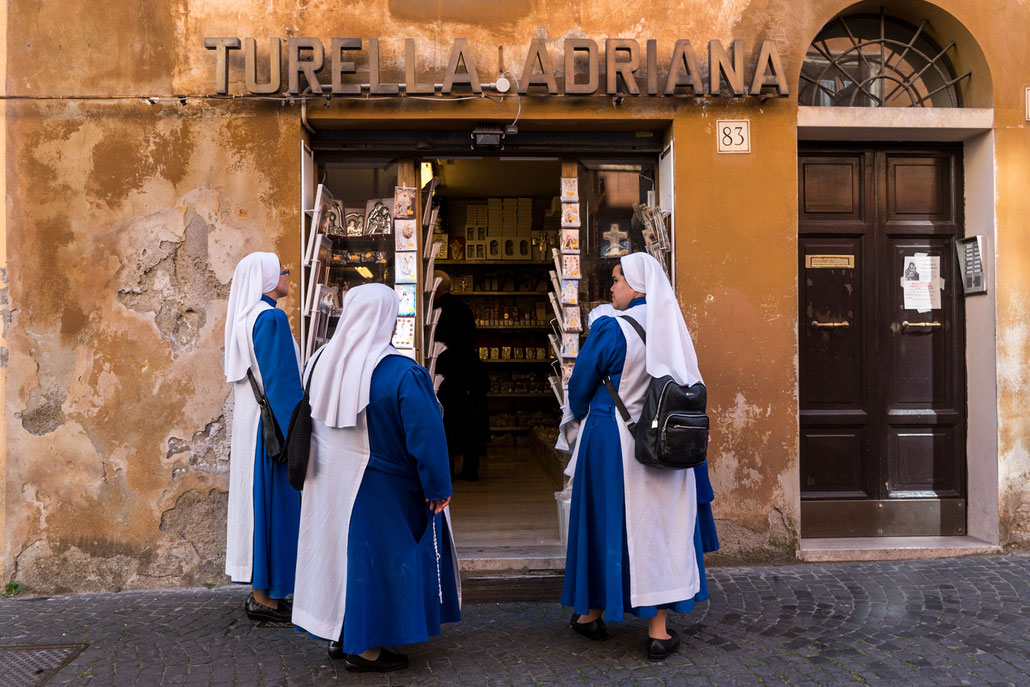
159;488;228;582
14;539;141;594
117;210;229;356
166;393;232;476
17;388;66;436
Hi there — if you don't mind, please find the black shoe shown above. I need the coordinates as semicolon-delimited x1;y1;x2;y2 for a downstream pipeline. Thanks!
343;648;409;673
244;592;292;623
646;629;681;661
569;613;608;641
327;640;344;660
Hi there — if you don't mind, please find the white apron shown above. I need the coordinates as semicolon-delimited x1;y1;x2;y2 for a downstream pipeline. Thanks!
564;303;700;608
224;302;301;582
291;350;461;642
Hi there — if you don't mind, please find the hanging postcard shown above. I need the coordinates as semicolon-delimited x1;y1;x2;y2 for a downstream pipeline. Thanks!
395;251;418;284
394;219;418;251
562;254;581;279
561;229;580;254
600;222;630;258
560;362;576;389
364;198;394;235
561;332;580;358
392;316;416;349
560;177;579;203
561;202;581;228
393;186;417;219
395;283;416;317
560;278;579;305
563;305;582;331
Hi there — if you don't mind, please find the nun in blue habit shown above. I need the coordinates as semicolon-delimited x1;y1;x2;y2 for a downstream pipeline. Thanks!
292;283;461;674
559;252;719;662
224;252;303;622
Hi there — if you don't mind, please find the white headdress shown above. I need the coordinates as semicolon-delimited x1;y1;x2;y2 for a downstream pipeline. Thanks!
224;252;281;383
308;283;399;429
620;252;703;386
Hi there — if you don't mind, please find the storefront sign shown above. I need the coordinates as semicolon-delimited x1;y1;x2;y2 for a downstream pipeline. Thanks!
204;37;789;98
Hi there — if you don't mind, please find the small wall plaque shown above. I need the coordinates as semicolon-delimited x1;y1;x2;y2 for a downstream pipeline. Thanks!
716;119;751;154
806;254;855;269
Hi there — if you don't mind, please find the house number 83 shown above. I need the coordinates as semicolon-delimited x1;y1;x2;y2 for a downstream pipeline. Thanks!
716;119;751;154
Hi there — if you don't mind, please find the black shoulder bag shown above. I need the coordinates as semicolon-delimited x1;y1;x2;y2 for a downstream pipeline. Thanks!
285;353;323;491
246;368;286;464
602;316;709;470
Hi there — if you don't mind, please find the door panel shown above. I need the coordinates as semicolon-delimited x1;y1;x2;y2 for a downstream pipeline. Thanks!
799;145;966;537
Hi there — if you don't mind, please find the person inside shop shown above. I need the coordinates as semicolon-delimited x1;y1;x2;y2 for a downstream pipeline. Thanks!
559;252;719;661
291;284;461;673
433;270;489;481
223;252;303;623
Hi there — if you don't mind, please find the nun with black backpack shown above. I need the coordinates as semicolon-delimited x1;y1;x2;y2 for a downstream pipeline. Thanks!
560;252;719;661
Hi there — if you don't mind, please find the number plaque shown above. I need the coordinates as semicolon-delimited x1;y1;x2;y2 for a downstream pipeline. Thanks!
716;119;751;154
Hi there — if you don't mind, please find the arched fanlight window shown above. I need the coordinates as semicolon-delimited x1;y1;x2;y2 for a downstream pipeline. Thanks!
800;9;971;107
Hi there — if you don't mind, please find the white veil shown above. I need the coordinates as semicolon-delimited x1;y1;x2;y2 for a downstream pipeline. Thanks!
620;252;703;386
224;252;281;383
308;283;400;429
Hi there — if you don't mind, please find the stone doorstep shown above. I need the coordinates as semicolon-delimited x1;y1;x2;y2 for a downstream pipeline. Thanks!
797;535;1002;563
457;545;566;575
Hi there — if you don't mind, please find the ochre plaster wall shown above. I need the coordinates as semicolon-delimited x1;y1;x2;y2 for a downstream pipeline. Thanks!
3;0;1028;592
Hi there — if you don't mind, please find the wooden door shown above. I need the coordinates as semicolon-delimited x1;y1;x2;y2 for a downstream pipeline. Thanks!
798;145;966;537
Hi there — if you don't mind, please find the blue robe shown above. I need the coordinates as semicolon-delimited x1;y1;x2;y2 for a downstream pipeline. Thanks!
339;354;461;654
561;297;719;620
249;295;303;599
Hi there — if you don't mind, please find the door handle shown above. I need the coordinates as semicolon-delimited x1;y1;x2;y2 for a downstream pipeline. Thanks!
901;321;942;328
811;320;850;328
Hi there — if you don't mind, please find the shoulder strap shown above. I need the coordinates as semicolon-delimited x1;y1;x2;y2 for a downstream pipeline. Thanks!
303;350;323;396
245;368;266;407
602;374;637;432
619;315;646;344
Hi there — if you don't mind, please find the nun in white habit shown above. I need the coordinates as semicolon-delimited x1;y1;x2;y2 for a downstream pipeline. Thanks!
224;252;303;622
560;252;719;661
292;283;461;674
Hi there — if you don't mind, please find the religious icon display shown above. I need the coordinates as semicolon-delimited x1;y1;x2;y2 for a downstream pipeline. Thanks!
560;362;575;389
600;222;630;258
393;186;417;219
394;219;418;251
344;208;365;237
364;198;394;235
307;184;337;264
395;284;416;317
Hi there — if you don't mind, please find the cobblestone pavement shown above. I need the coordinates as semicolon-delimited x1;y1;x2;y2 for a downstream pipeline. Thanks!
2;555;1029;686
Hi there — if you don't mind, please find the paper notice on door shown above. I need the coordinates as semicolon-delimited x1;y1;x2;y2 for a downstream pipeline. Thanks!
901;253;944;313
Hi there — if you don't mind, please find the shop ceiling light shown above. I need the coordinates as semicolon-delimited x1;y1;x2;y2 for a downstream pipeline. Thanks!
472;125;504;148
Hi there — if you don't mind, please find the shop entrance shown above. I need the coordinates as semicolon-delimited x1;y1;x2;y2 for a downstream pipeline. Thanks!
798;143;967;537
301;130;669;573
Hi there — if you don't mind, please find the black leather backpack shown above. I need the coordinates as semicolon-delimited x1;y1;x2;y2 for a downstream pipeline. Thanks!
602;316;709;470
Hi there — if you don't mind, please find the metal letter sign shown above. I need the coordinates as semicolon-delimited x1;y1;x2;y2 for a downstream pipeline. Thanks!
716;119;750;153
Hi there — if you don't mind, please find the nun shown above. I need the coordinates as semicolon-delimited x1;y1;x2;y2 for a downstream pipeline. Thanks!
224;252;303;622
292;283;461;673
560;252;719;661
